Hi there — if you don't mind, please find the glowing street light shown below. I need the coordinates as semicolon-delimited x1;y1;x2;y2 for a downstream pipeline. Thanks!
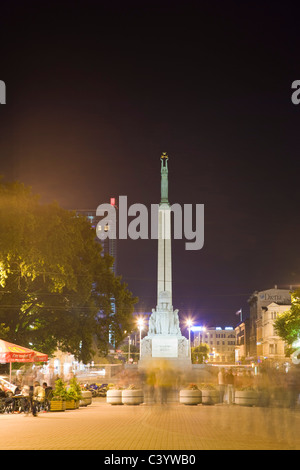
186;319;193;359
137;318;144;359
124;330;131;364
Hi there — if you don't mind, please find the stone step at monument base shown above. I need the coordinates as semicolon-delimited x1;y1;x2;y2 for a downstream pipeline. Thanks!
138;357;192;372
138;357;192;371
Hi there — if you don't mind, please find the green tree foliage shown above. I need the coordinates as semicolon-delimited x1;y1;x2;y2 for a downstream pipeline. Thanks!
0;180;137;362
274;289;300;353
191;343;209;364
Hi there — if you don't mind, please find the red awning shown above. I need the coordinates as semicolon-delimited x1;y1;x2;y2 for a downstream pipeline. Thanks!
0;339;48;363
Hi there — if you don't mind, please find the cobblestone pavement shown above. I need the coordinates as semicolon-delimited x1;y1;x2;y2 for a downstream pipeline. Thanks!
0;398;299;450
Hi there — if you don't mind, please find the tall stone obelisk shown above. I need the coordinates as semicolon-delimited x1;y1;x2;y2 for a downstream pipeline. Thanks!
139;153;191;369
157;153;172;307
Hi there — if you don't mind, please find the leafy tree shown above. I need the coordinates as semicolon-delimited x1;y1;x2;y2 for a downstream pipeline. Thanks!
121;343;139;354
274;289;300;355
191;343;209;364
0;179;137;362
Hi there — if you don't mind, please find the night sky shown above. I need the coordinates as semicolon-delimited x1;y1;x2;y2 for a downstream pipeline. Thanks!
1;1;300;328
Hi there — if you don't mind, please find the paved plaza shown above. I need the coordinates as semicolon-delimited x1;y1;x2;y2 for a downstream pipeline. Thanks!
0;398;299;450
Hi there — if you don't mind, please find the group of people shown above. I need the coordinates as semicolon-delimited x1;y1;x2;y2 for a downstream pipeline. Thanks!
146;367;176;404
217;366;300;408
0;381;53;416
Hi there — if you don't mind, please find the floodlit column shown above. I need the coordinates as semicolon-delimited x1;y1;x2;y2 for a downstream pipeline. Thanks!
157;204;172;305
157;153;173;306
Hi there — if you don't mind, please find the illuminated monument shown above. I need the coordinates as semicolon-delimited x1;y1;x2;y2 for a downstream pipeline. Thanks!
139;154;191;369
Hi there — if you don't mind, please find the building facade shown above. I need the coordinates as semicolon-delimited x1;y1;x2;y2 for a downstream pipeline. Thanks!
191;327;236;363
256;302;290;362
76;199;117;275
76;201;118;347
248;286;291;358
234;318;250;363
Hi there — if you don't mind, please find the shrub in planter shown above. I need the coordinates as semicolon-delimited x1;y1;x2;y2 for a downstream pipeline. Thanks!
50;378;68;412
50;400;66;412
65;399;79;410
186;383;199;390
107;385;124;405
200;383;219;405
235;387;259;406
79;390;92;406
65;378;82;409
122;384;144;405
179;384;202;405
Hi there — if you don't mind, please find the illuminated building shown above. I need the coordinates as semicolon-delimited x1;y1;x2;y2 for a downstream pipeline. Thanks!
191;326;236;363
255;302;290;363
248;286;291;359
76;199;117;346
76;197;117;275
234;319;250;363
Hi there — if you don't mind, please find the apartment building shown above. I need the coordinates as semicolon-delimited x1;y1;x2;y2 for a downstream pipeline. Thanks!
256;302;289;362
191;326;236;363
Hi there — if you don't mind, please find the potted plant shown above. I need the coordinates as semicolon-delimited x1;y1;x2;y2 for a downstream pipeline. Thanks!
235;386;259;406
179;383;202;405
79;384;93;407
50;378;67;412
66;377;82;409
106;384;124;405
122;384;144;405
200;383;219;405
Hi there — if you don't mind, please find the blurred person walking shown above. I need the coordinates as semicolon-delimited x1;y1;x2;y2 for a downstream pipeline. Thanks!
225;369;235;405
32;381;45;416
218;368;225;404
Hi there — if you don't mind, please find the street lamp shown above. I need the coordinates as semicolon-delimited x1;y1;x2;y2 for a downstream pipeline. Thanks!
128;335;131;363
137;318;144;359
186;319;193;359
124;331;131;364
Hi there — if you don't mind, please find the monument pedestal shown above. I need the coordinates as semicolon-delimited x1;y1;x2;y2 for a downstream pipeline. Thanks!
138;335;192;371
